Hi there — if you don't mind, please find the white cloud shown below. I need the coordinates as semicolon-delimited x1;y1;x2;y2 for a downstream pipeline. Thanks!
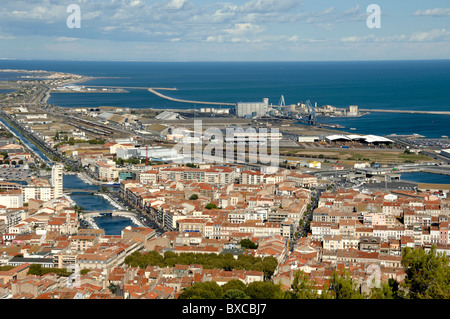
224;23;264;35
130;0;144;7
413;8;450;17
204;35;224;43
322;7;334;15
10;5;66;22
238;0;302;14
341;29;450;44
166;0;188;10
409;28;450;42
55;37;79;42
344;5;360;15
340;35;375;43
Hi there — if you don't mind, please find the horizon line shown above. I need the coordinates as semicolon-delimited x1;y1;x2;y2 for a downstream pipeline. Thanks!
2;58;450;63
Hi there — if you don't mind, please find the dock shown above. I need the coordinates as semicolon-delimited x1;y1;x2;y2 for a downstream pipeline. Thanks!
360;109;450;115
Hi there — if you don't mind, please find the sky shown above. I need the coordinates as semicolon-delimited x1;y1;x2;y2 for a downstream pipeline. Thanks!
0;0;449;61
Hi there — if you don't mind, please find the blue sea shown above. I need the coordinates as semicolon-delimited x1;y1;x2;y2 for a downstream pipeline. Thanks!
401;172;450;184
1;59;450;138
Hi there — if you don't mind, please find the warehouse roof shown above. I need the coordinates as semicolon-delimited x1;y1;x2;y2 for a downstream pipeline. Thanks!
326;134;393;144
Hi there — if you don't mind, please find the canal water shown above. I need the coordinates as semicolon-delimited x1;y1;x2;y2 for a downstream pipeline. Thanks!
0;114;50;161
64;174;138;235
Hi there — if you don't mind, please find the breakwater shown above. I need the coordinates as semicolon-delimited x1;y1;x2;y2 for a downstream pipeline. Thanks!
148;87;236;106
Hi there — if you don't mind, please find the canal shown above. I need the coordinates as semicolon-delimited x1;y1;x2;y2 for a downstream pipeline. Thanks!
64;174;139;235
0;113;50;162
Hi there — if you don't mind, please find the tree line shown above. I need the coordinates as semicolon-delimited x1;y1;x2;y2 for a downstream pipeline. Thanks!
178;246;450;299
124;250;278;280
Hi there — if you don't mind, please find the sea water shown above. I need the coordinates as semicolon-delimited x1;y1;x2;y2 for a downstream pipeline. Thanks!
1;59;449;137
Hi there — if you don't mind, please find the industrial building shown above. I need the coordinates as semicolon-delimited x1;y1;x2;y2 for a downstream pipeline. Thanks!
298;136;320;143
236;98;269;118
325;134;394;145
225;130;282;144
155;111;185;121
440;149;450;159
116;146;183;162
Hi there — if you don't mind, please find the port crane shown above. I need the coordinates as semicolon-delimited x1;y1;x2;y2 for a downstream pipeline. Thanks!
305;100;317;125
278;95;285;111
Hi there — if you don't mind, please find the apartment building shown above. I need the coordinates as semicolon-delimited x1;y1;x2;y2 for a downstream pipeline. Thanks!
0;189;23;209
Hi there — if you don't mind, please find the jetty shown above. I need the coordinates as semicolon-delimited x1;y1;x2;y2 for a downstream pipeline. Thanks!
147;87;236;106
360;109;450;115
77;85;236;106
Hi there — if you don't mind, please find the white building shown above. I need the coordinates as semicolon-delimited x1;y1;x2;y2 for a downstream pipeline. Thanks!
23;185;53;202
0;190;23;208
52;164;64;199
116;146;183;162
225;131;282;144
236;99;269;117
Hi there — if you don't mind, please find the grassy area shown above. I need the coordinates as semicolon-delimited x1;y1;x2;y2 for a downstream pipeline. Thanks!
279;148;433;164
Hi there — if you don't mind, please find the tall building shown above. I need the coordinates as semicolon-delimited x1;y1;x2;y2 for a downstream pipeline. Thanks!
347;105;359;116
236;98;269;118
51;164;64;199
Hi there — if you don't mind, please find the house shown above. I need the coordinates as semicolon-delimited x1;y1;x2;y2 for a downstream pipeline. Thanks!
308;161;321;169
0;263;30;284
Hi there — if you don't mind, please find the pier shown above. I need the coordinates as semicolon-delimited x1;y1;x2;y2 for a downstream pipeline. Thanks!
360;109;450;115
86;85;237;106
148;87;236;106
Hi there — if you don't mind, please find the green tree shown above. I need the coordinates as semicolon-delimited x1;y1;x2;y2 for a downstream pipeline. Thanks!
108;283;119;294
116;158;125;166
240;238;257;250
28;264;43;276
369;281;395;299
205;203;217;210
245;281;285;299
222;279;247;294
288;270;320;299
401;246;450;299
189;194;199;200
329;269;365;299
223;289;250;299
178;282;223;299
260;257;279;280
73;205;84;214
